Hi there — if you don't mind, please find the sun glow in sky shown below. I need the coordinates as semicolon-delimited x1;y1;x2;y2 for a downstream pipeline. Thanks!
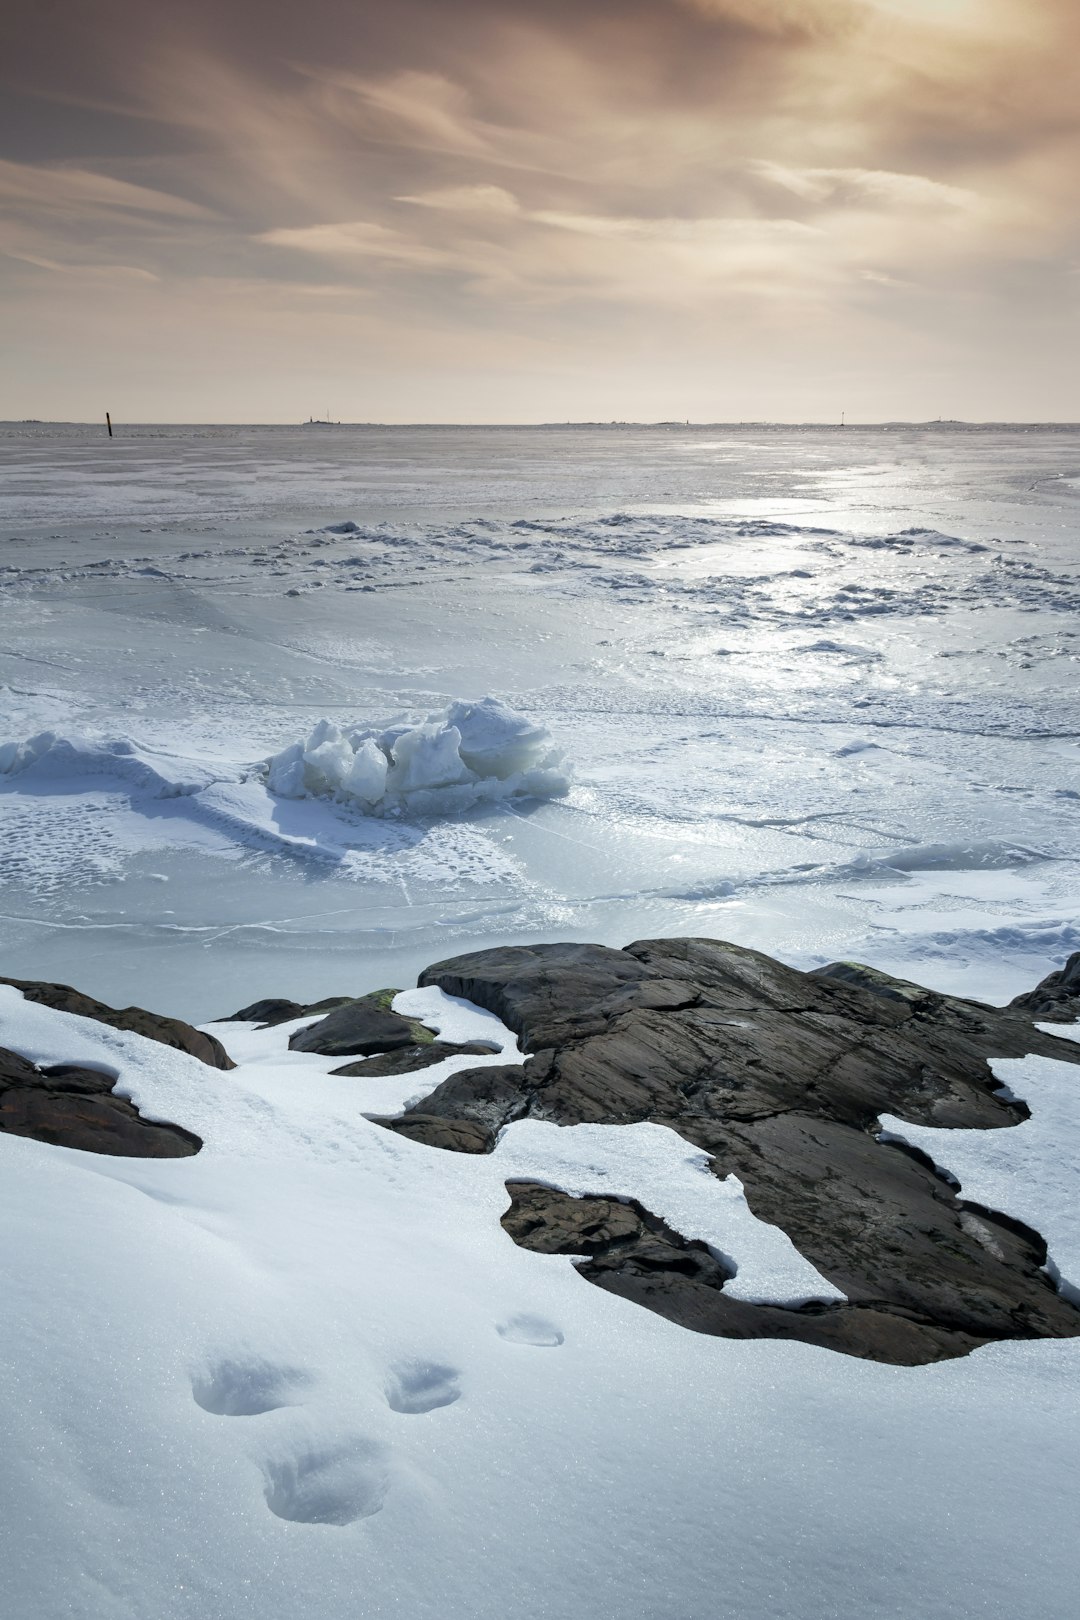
870;0;987;21
1;0;1078;422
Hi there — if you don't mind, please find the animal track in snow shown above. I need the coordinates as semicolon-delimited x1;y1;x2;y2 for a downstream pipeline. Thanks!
495;1313;565;1347
262;1438;391;1525
191;1356;310;1417
385;1360;462;1414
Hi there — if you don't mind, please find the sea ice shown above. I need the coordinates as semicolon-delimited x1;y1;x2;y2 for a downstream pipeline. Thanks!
263;696;570;816
2;422;1080;1041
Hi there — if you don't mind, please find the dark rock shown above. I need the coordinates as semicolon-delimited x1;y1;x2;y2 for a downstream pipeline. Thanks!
501;1181;978;1364
0;1047;40;1088
419;942;684;1051
379;1114;494;1154
503;1179;707;1259
223;996;355;1029
405;936;1080;1363
288;991;423;1057
367;1063;530;1152
1007;951;1080;1022
0;1044;201;1157
330;1041;499;1078
0;978;234;1070
392;1062;531;1135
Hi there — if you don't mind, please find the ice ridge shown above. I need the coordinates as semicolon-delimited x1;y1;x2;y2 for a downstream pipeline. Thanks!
264;696;570;817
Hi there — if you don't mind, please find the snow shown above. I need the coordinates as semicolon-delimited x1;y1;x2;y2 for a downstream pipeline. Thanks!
493;1120;846;1306
265;697;569;816
2;980;1080;1618
879;1042;1080;1308
0;704;568;886
4;423;1080;1615
847;838;1048;874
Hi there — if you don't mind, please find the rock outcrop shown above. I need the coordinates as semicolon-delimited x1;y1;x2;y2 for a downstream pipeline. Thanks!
6;938;1077;1359
330;1042;500;1079
228;996;354;1029
276;989;499;1068
0;1045;201;1157
386;938;1080;1364
288;994;423;1058
1008;951;1080;1022
0;978;234;1070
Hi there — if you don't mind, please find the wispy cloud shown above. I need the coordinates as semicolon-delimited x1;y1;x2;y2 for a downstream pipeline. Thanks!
2;0;1079;419
259;220;451;269
398;184;523;216
752;162;976;211
0;158;214;220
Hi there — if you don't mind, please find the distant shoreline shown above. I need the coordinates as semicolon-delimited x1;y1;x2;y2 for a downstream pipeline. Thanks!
5;420;1080;433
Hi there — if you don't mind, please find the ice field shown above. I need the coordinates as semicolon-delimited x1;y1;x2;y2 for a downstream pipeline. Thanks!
3;423;1080;1620
1;422;1078;1017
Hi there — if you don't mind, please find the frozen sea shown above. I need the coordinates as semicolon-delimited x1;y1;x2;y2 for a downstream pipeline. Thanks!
3;423;1080;1620
2;421;1078;1018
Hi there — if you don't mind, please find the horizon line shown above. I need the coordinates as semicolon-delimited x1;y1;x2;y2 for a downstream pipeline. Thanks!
6;418;1080;431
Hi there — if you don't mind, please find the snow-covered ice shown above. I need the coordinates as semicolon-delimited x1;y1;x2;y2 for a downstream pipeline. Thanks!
3;424;1079;1018
1;424;1078;1016
3;422;1080;1619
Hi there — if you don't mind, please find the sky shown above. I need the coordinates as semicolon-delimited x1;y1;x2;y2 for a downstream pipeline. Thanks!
1;0;1078;423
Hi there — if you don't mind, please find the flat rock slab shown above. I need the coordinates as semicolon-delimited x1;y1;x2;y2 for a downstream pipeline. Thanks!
0;1045;201;1157
380;1114;494;1154
403;936;1080;1363
331;1041;500;1079
0;978;234;1070
288;992;424;1058
224;996;355;1029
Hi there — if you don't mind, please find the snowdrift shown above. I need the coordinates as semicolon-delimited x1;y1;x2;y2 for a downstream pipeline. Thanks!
0;700;570;839
263;697;570;817
0;731;221;796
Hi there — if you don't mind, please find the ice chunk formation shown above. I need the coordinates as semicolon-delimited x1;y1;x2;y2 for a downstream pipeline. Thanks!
264;697;570;817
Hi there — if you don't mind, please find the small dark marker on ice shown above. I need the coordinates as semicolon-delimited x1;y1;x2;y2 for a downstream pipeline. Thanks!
106;412;113;438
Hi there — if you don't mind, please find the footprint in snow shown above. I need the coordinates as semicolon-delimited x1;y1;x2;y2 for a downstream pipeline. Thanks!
262;1438;391;1525
385;1360;462;1414
191;1356;311;1417
496;1314;565;1347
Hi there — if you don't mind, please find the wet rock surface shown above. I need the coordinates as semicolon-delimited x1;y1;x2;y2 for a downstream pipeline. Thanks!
407;938;1080;1363
0;978;235;1070
0;1045;201;1157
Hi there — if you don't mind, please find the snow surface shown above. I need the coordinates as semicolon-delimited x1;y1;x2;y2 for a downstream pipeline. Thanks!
879;1047;1080;1309
3;423;1080;1616
2;981;1080;1619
